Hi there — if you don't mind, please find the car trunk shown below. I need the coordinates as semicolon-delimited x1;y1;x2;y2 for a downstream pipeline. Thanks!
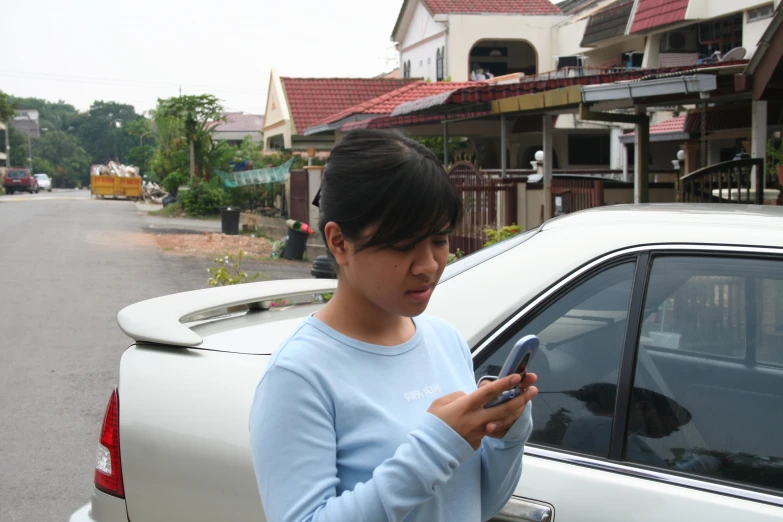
119;346;269;521
118;306;319;521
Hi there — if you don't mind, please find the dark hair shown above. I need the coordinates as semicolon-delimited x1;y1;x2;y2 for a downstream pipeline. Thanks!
317;129;462;252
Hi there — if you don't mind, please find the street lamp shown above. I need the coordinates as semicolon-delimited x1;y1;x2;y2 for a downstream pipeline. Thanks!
672;149;686;202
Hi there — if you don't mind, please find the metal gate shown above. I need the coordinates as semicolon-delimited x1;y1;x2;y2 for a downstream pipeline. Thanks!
289;169;309;224
448;161;518;255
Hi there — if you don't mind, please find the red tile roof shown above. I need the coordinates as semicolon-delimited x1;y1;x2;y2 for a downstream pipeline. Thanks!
423;0;561;14
623;115;686;136
629;0;689;34
280;77;418;134
651;115;686;134
310;81;476;129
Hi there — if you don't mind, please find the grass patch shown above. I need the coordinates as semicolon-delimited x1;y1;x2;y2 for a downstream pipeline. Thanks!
239;228;273;241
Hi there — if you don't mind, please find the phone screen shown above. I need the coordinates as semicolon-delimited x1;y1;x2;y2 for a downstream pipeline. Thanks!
515;352;531;375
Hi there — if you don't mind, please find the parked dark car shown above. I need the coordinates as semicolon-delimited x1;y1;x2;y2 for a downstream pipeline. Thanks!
3;168;39;194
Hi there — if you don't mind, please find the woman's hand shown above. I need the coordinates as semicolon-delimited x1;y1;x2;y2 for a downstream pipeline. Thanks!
427;374;538;449
480;373;537;439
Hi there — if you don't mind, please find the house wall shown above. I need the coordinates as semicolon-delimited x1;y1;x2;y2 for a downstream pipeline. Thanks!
744;9;774;58
553;18;589;64
513;129;615;169
399;1;447;80
214;131;262;143
583;37;647;67
446;14;566;81
686;0;771;20
401;1;446;49
263;72;293;150
402;35;446;81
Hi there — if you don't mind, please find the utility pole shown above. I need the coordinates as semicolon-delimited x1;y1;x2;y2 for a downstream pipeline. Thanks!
4;120;9;169
27;128;32;171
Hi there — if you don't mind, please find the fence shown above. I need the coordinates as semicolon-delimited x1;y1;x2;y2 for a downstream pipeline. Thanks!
448;162;518;254
552;177;605;215
289;169;309;224
679;158;767;204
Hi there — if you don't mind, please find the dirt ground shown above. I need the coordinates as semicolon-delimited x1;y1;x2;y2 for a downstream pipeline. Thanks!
152;232;273;258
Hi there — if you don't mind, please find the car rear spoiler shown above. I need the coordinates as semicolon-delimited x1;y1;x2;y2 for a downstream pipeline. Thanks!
117;279;338;347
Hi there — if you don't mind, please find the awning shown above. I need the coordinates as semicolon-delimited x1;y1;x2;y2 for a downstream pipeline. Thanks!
390;63;743;119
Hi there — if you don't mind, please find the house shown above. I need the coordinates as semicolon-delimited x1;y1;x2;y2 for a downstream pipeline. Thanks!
262;69;417;152
12;109;40;139
209;113;265;147
392;0;566;82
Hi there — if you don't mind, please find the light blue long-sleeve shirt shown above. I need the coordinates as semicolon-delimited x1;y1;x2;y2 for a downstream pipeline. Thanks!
249;314;532;522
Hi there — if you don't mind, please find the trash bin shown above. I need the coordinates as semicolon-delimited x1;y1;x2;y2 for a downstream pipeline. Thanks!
220;207;240;235
311;255;337;279
283;229;308;260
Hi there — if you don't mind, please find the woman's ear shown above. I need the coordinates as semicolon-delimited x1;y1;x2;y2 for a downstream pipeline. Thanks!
324;222;350;267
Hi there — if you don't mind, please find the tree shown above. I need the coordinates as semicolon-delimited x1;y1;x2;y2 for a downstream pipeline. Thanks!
125;144;156;176
6;126;28;167
156;95;225;181
126;117;156;148
73;101;141;163
1;92;17;168
0;91;17;123
7;96;78;133
32;130;91;188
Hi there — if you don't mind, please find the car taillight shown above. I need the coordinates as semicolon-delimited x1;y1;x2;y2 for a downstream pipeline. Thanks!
94;388;125;498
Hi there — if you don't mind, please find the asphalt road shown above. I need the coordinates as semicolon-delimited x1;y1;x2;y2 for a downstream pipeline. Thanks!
0;190;310;521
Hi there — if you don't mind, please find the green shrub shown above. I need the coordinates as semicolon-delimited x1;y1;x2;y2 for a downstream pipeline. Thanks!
162;170;188;194
180;178;227;217
447;249;465;264
484;224;523;247
207;251;265;287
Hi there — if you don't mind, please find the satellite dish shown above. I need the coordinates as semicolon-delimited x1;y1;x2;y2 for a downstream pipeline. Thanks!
721;47;746;62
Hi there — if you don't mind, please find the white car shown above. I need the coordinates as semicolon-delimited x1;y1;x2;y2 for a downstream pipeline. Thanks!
34;173;52;192
70;204;783;522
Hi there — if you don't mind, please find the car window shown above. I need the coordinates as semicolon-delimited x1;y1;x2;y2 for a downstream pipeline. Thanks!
8;170;27;178
630;256;783;493
474;261;636;459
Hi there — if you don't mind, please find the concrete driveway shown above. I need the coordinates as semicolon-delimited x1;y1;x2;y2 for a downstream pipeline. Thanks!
0;191;311;521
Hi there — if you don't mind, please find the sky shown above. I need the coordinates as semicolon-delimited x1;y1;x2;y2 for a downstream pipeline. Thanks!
3;0;566;116
2;0;410;115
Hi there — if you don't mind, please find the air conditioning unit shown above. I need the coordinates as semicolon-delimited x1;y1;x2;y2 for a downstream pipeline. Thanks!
660;30;698;52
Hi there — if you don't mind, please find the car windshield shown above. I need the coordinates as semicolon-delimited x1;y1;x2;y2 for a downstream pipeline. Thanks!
440;228;539;283
8;170;27;178
34;174;49;180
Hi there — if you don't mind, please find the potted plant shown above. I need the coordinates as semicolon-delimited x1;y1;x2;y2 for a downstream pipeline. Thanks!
766;138;783;186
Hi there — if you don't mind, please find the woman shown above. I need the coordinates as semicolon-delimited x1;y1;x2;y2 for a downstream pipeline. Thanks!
249;129;538;522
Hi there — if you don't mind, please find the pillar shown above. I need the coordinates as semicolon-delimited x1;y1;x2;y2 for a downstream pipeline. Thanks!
500;114;507;178
752;100;768;190
543;114;553;220
622;143;630;182
443;122;449;169
634;106;650;204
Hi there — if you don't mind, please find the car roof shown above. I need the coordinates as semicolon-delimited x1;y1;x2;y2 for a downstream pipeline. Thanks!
428;204;783;346
543;203;783;234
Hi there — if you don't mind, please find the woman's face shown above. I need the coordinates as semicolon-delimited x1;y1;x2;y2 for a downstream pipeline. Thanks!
341;228;451;318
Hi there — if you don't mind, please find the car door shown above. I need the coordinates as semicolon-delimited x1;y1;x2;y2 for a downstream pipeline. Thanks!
475;247;783;522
